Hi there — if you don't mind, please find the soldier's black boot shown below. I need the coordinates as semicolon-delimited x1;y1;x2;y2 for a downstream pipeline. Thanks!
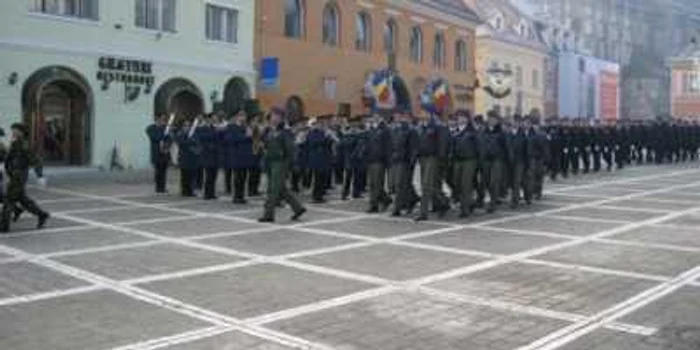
291;208;307;221
37;213;50;230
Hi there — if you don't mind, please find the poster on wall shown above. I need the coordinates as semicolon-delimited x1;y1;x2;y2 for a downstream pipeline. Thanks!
600;70;619;120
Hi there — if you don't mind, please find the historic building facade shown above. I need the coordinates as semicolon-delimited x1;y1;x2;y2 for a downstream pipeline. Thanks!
0;0;255;168
465;0;548;117
254;0;480;118
669;42;700;117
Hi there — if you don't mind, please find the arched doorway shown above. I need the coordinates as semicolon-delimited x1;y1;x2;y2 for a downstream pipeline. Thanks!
154;78;204;121
222;77;251;116
285;95;305;122
21;66;92;165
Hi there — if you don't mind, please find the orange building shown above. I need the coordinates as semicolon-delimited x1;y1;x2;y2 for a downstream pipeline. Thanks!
670;41;700;118
254;0;481;118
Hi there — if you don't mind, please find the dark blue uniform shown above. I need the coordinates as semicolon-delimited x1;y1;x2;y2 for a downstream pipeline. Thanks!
197;124;219;199
175;128;200;197
305;128;333;202
220;123;255;202
145;124;170;193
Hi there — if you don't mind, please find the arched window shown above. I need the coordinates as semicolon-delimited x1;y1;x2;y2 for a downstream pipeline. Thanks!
409;26;423;63
384;19;397;53
322;2;339;46
433;32;445;68
455;40;467;71
355;12;372;52
284;0;304;38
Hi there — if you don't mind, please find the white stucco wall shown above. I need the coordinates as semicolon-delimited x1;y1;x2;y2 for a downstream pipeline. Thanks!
0;0;255;169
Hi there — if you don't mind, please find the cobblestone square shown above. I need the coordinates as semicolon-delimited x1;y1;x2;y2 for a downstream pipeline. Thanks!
1;163;700;350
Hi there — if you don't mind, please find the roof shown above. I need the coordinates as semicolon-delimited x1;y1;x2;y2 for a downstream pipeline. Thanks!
412;0;481;24
466;0;547;52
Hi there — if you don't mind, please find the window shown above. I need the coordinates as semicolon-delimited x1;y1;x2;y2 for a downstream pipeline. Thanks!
454;40;468;71
322;2;339;46
433;32;445;69
323;77;337;99
33;0;99;20
384;19;397;53
355;12;372;52
206;4;238;43
532;69;540;89
516;66;523;86
135;0;176;32
409;26;423;63
284;0;304;38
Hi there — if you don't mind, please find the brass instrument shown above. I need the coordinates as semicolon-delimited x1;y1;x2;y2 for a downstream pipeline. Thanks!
251;123;264;155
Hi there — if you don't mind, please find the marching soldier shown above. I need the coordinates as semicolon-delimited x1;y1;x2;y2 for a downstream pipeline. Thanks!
451;112;479;217
0;123;50;232
390;110;419;217
527;116;550;200
507;115;529;208
340;115;367;200
145;114;171;194
416;114;450;221
480;111;507;213
258;107;306;223
365;114;392;213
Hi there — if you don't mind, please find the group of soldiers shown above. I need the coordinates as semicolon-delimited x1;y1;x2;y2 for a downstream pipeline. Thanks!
146;107;700;222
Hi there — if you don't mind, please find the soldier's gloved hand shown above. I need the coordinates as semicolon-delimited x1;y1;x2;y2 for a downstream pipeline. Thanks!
37;177;48;188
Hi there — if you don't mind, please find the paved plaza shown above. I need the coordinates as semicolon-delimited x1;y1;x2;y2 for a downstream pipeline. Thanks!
1;164;700;350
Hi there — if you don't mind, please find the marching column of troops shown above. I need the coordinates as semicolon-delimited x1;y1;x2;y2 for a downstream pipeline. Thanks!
147;108;700;222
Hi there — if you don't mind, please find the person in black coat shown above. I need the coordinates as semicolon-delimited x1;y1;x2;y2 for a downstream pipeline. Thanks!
305;116;334;203
145;114;171;194
220;111;256;203
197;114;220;200
341;116;367;200
175;119;200;197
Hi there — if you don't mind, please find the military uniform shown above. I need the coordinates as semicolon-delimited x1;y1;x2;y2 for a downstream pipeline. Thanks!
258;116;306;222
197;120;220;200
305;121;334;203
365;118;392;212
145;121;171;193
220;120;255;203
340;117;367;200
416;117;450;220
479;118;507;213
506;122;529;207
175;124;201;197
451;122;479;217
527;121;550;200
0;124;49;232
390;118;419;216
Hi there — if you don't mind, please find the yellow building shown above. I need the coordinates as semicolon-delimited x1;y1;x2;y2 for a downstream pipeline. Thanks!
465;0;548;117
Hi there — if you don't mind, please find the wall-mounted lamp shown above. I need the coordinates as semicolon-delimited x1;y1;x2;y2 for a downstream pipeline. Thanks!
101;80;110;91
125;84;141;103
8;72;18;86
210;90;219;102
